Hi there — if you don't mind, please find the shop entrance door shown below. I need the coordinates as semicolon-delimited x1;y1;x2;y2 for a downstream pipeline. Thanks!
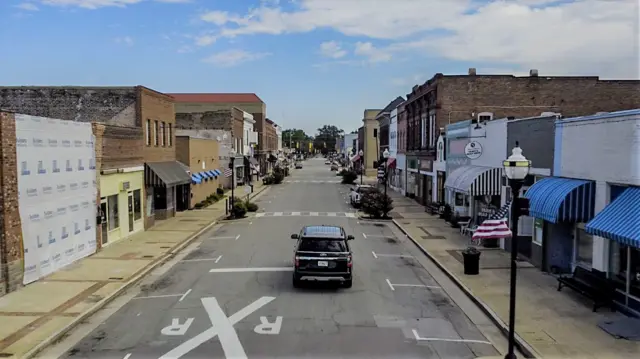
101;200;108;244
128;193;134;232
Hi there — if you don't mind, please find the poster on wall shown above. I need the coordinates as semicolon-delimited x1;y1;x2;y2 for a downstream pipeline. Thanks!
15;114;98;285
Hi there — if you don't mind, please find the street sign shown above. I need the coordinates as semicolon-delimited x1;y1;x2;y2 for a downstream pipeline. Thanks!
244;185;251;194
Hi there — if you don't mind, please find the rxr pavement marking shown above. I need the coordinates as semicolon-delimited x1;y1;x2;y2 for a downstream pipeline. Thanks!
385;279;441;291
371;251;414;259
254;212;356;218
159;296;283;359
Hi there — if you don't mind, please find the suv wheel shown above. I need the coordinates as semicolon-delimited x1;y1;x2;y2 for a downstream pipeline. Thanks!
293;275;302;288
343;279;353;288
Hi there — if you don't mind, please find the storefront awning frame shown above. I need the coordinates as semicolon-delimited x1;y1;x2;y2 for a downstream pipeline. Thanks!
586;186;640;249
444;165;502;196
524;176;595;224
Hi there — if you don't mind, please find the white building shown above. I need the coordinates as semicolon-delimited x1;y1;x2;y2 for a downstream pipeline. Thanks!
242;111;256;157
389;108;399;188
275;124;283;152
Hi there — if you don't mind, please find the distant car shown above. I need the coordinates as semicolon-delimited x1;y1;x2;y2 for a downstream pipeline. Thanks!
295;163;303;169
291;225;354;288
349;185;376;206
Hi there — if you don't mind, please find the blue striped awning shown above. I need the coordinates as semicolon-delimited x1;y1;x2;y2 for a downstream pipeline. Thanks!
524;177;595;223
586;187;640;249
191;174;202;184
213;169;222;176
206;170;217;177
199;171;211;179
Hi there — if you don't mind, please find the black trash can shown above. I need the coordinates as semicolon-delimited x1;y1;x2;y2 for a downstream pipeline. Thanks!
462;248;481;275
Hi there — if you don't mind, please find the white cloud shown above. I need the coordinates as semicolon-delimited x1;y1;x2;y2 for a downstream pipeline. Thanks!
198;0;640;79
38;0;189;9
195;35;217;46
15;3;40;11
354;42;392;63
319;41;346;59
115;36;134;46
202;49;271;67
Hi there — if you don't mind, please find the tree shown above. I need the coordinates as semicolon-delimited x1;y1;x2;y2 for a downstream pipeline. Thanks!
313;125;344;153
282;128;312;152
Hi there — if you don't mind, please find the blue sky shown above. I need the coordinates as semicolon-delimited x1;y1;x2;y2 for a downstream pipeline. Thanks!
1;0;638;135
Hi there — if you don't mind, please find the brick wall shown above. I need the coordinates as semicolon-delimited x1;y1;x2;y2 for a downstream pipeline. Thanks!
175;110;234;131
96;125;144;170
397;104;407;153
265;123;277;152
139;87;177;163
0;112;24;297
0;87;137;126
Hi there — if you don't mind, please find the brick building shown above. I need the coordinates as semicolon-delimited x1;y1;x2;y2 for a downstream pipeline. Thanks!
0;86;191;231
403;69;640;204
0;112;22;296
264;118;278;173
169;93;268;177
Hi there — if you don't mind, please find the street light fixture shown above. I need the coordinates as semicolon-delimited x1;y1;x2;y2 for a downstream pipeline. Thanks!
502;141;531;359
358;149;364;185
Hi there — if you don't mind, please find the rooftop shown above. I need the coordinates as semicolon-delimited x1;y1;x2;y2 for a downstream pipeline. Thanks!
302;225;344;238
168;93;263;103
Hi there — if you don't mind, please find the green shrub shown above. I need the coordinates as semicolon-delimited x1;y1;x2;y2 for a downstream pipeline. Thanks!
264;175;274;185
273;169;285;184
231;201;247;218
207;193;220;202
194;202;206;209
216;187;224;195
245;201;259;212
361;190;394;219
341;170;358;184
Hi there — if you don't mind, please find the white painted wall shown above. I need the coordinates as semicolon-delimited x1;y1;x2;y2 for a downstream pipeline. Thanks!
390;108;398;158
555;110;640;272
242;113;255;157
469;118;508;168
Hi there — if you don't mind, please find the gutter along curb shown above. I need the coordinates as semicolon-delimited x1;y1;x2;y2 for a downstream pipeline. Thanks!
391;219;540;359
22;185;270;359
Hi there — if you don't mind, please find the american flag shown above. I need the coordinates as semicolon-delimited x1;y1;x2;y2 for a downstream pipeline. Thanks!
224;168;233;177
472;200;513;241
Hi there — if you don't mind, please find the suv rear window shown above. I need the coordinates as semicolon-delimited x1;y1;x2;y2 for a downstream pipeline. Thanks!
298;239;347;252
358;187;375;193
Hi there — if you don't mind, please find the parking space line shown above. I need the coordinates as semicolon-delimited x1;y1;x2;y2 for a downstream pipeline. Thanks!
209;267;294;273
215;255;222;263
362;233;368;239
385;278;395;291
371;251;378;259
179;289;192;302
235;234;241;240
372;252;413;258
181;257;222;263
132;293;184;300
411;329;492;344
123;354;132;359
393;283;441;289
206;236;236;240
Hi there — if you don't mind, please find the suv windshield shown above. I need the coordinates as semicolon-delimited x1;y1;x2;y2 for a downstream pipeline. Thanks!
298;239;347;252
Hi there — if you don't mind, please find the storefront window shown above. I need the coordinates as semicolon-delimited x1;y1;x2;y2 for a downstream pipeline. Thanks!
454;192;466;206
609;242;640;297
107;195;119;231
575;225;593;268
133;189;142;221
532;218;543;244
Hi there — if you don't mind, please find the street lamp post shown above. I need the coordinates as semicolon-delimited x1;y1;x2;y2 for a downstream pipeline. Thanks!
359;149;364;185
382;148;390;201
502;142;531;359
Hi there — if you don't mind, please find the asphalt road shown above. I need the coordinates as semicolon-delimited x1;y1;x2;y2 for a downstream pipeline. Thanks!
53;157;500;359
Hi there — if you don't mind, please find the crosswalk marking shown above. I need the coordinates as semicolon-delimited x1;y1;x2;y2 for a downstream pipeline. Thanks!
254;212;357;218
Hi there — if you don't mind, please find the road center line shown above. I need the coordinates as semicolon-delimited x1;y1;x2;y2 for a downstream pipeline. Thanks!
209;267;294;273
179;289;192;302
411;330;492;344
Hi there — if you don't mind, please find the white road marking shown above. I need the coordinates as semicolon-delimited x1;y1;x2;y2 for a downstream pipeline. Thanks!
309;212;319;216
159;296;275;359
202;297;247;358
207;236;237;240
373;253;414;258
363;234;390;238
249;221;253;225
274;212;283;216
215;255;222;263
132;293;184;300
362;233;368;239
235;234;241;240
392;283;441;289
385;278;395;291
136;313;141;316
371;251;378;259
123;354;132;359
209;267;294;273
179;289;192;302
181;258;223;263
255;213;265;217
411;329;492;344
291;211;301;216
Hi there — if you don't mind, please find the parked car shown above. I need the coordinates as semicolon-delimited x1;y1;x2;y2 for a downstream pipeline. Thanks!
349;184;376;206
330;163;339;171
324;160;331;165
295;162;303;169
291;225;354;288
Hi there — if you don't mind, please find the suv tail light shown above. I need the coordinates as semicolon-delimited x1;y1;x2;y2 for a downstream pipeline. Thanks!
347;255;352;268
294;256;300;267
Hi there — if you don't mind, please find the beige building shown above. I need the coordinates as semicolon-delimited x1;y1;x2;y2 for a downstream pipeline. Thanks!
175;136;223;209
362;109;381;176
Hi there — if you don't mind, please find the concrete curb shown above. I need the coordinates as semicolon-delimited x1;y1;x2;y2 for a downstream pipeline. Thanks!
391;219;540;359
20;189;275;359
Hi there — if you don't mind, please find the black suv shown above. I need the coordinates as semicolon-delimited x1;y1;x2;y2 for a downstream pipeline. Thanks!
291;225;355;288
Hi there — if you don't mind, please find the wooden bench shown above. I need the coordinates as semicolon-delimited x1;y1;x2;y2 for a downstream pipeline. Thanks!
557;266;615;312
425;203;440;215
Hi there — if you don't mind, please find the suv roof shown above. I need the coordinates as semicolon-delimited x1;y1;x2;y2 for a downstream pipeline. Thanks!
301;225;345;239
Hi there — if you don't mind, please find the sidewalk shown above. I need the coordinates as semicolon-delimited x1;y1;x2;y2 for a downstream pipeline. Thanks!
0;184;269;359
388;191;640;359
